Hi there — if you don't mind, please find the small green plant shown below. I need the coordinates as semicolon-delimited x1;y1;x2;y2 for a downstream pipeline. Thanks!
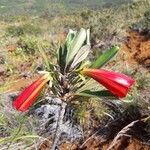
11;28;135;149
132;10;150;31
17;36;38;54
5;24;42;37
74;97;108;127
16;35;56;56
135;72;150;90
5;25;24;37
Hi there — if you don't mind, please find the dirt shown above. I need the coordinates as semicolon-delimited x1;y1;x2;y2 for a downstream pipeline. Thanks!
83;138;150;150
39;140;78;150
39;137;150;150
122;30;150;70
6;44;17;52
39;111;150;150
3;78;37;92
0;52;41;93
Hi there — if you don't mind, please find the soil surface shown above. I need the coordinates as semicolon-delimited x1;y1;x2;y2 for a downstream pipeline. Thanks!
122;30;150;70
39;138;150;150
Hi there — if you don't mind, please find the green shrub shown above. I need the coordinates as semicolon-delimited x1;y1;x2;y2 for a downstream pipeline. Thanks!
21;24;42;36
5;25;24;37
79;1;150;44
16;35;56;56
17;36;38;54
5;24;42;37
74;98;109;127
132;10;150;31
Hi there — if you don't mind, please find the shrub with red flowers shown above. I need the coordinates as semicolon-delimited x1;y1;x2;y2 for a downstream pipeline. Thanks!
12;28;135;149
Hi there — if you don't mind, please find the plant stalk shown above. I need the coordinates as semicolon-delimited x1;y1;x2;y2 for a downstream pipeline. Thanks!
51;101;67;150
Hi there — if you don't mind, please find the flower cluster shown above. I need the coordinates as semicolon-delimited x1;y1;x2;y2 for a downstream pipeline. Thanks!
12;28;135;112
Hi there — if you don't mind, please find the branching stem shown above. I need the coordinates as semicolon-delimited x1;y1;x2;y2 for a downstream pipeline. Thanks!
51;101;67;150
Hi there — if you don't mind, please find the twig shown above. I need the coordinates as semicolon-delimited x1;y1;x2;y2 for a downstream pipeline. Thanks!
107;120;144;150
80;122;110;148
80;113;146;148
50;102;67;150
80;130;99;148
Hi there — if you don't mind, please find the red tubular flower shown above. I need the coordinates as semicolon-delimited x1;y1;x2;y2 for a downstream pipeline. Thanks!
13;74;50;112
81;69;135;98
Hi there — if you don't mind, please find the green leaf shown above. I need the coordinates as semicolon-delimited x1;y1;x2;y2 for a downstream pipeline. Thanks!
92;45;119;68
58;45;67;73
76;79;100;93
66;28;87;65
38;44;53;71
70;45;90;69
58;29;76;73
65;29;77;48
75;60;91;72
76;90;118;99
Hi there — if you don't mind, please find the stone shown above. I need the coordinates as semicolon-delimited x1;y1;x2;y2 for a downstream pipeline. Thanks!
33;96;83;142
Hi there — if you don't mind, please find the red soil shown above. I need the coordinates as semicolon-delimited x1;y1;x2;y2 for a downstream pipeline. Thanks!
122;31;150;70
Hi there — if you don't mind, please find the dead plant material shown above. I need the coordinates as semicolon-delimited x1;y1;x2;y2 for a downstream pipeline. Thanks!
107;119;148;150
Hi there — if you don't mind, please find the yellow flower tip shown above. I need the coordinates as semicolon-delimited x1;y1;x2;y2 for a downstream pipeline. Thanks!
80;68;90;75
43;73;51;81
80;68;86;75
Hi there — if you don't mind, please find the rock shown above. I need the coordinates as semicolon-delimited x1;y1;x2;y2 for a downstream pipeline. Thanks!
33;96;83;142
1;93;83;142
1;92;19;101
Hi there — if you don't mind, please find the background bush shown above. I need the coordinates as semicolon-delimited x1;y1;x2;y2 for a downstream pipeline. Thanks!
5;24;42;37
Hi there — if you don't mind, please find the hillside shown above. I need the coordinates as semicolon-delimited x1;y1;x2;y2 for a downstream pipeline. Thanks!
0;0;132;18
0;0;149;150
